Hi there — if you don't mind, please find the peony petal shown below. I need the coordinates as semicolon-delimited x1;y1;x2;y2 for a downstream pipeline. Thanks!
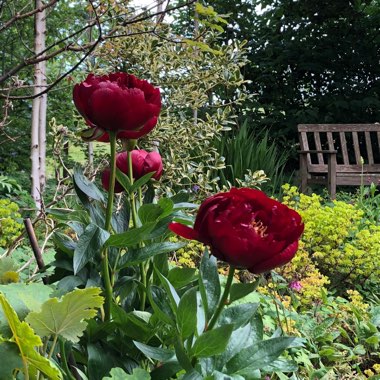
248;240;299;274
169;222;200;241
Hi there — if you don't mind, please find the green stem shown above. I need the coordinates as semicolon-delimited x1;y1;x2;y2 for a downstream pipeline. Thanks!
126;150;147;310
47;334;58;360
59;339;76;380
207;266;235;331
128;150;138;227
174;336;193;372
102;131;117;322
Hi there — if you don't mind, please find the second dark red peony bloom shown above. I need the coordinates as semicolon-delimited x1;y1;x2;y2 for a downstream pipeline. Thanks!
73;72;161;140
102;150;163;193
169;188;304;274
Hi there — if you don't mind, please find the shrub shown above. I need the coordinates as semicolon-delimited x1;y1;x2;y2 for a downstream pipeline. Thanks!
0;199;23;248
281;185;380;290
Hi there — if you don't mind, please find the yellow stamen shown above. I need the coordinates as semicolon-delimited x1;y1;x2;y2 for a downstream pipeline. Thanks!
251;219;268;237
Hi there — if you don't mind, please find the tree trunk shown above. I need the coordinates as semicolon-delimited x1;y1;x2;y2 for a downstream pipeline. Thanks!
31;0;47;209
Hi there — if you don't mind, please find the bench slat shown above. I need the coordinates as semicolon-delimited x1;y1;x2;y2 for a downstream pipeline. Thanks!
365;131;374;164
352;132;361;164
339;132;349;165
313;132;324;164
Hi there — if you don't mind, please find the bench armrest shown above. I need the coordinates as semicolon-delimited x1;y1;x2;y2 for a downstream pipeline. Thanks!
298;150;337;154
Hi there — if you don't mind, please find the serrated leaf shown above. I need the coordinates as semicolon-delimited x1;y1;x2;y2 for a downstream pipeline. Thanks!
0;283;53;327
26;288;104;343
134;341;175;361
191;324;234;358
0;294;62;379
103;367;151;380
74;224;110;274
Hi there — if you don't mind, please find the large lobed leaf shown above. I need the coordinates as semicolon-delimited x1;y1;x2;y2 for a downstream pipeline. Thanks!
26;288;104;343
0;294;62;379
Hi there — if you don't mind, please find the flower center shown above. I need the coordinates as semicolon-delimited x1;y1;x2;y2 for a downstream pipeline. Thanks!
251;219;268;237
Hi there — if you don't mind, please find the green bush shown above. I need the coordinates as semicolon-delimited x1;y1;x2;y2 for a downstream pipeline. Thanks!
282;185;380;290
0;199;23;248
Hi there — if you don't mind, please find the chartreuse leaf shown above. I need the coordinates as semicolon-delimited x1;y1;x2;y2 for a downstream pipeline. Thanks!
0;283;53;325
199;250;220;319
73;223;110;274
0;341;23;379
26;288;104;343
177;288;197;339
226;337;304;375
191;324;234;358
103;367;151;379
0;294;62;380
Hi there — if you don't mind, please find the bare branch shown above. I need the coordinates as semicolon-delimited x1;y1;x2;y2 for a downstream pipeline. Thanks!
0;0;58;33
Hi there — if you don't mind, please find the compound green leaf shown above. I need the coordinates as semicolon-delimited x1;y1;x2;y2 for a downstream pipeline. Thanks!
26;288;103;343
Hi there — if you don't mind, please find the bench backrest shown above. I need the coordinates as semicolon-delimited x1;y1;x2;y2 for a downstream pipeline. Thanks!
298;124;380;173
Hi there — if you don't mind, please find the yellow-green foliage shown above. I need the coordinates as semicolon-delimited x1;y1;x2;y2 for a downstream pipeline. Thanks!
279;244;330;305
282;185;380;288
169;236;203;268
0;199;23;248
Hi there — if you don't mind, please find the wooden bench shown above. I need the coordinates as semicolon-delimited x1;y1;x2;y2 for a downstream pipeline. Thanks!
298;124;380;199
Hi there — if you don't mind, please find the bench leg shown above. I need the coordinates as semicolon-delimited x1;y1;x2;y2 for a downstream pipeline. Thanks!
300;154;308;193
327;154;337;199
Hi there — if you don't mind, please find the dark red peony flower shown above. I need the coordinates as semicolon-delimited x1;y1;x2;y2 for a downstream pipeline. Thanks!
101;150;163;193
73;73;161;140
169;188;304;274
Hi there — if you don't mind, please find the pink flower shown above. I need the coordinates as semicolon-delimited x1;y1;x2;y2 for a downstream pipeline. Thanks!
289;281;302;292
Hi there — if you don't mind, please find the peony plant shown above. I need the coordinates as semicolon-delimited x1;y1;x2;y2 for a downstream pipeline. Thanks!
0;72;305;379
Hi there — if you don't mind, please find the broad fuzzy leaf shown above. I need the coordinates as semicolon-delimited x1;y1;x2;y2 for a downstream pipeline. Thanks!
0;294;62;379
0;341;23;379
26;288;103;343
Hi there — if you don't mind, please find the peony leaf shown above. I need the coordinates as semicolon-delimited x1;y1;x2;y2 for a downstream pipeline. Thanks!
0;294;62;379
73;166;104;202
177;287;197;339
199;250;220;319
26;288;103;343
73;223;110;274
191;324;234;358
